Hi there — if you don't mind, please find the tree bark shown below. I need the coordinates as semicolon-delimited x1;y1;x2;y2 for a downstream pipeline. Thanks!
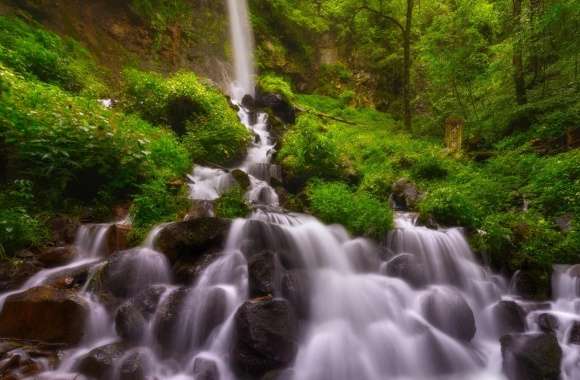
513;0;527;105
403;0;414;130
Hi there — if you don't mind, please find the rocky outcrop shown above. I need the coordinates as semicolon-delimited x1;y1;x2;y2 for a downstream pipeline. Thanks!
391;178;421;211
38;246;77;267
155;218;231;263
0;340;62;379
501;333;562;380
0;286;88;345
492;300;526;336
115;302;147;344
75;342;128;379
233;298;298;376
421;288;476;342
255;90;296;125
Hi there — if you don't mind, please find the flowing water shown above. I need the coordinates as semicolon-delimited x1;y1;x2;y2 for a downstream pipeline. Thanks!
3;1;579;379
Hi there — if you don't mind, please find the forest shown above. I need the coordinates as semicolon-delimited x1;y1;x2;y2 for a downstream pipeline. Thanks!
0;0;578;379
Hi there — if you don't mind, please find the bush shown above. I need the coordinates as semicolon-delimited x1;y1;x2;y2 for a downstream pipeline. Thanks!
214;186;250;219
0;16;104;96
123;69;251;165
307;180;393;239
0;207;47;255
419;186;483;228
411;154;448;180
278;115;344;181
258;73;295;101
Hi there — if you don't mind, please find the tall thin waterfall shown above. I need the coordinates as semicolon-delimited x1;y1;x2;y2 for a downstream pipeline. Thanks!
226;0;256;97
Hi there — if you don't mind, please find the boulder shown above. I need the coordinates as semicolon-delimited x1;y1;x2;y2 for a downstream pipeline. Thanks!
172;251;220;285
391;178;421;211
75;342;128;379
155;218;231;263
0;286;88;345
233;298;298;376
537;313;559;333
231;169;251;190
130;285;167;318
0;260;42;291
281;270;311;320
501;333;562;380
107;223;132;254
492;301;526;336
192;357;220;380
384;253;426;288
0;340;61;379
568;321;580;345
118;350;151;380
48;215;80;245
255;90;296;125
421;288;476;342
261;369;294;380
115;302;147;344
38;246;77;267
249;251;281;298
154;287;190;352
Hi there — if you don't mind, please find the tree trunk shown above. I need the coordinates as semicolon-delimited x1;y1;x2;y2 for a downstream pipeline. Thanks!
513;0;527;105
403;0;414;130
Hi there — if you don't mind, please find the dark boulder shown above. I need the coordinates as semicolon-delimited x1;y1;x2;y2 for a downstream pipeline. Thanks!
492;300;526;336
249;251;282;298
0;259;42;291
130;285;167;318
153;287;190;352
155;218;231;263
118;350;151;380
391;178;421;211
512;269;551;301
192;357;220;380
568;320;580;345
537;313;559;333
231;169;251;190
38;246;77;267
233;298;298;376
281;270;311;320
75;342;128;379
421;288;476;342
48;215;80;245
255;90;296;125
115;302;147;344
261;369;294;380
384;253;426;288
501;333;562;380
0;286;88;345
173;251;220;285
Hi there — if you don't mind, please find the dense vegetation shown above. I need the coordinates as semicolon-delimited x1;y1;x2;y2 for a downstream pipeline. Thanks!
0;0;578;278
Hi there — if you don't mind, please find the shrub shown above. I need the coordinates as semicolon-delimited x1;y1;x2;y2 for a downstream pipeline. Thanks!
258;73;295;101
411;154;448;180
307;180;393;239
0;16;104;96
278;115;344;181
123;69;251;165
0;207;47;255
419;186;483;228
214;186;250;219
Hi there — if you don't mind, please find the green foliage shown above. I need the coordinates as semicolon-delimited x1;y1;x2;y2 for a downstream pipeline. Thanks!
419;186;483;229
411;154;448;180
0;16;104;96
278;115;344;181
214;186;251;219
0;207;47;255
307;180;393;239
258;73;295;101
123;69;251;165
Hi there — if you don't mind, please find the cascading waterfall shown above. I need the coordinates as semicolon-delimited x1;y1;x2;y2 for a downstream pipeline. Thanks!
4;1;579;379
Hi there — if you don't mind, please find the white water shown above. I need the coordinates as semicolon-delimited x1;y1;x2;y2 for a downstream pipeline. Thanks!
226;0;255;96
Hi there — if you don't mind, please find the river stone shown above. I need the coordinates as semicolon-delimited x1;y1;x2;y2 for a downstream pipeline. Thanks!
391;178;421;211
75;342;128;379
154;287;190;352
231;169;251;190
0;285;88;345
568;321;580;345
119;351;151;380
384;253;426;288
249;251;281;297
254;90;296;124
155;218;231;263
501;333;562;380
115;301;147;344
537;313;559;333
421;288;476;342
233;298;298;376
38;246;77;267
281;270;311;320
492;300;526;336
192;357;220;380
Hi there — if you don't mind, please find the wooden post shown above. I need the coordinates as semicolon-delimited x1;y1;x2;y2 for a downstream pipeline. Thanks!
445;116;464;153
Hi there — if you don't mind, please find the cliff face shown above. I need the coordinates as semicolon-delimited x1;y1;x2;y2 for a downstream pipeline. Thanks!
0;0;232;87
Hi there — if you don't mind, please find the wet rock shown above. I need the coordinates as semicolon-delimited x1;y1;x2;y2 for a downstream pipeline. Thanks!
38;246;77;267
249;251;281;298
281;270;311;320
391;178;421;211
384;253;426;288
154;287;190;352
231;169;251;190
537;313;559;333
173;251;220;285
421;288;476;342
0;260;42;291
233;298;298;376
156;218;231;263
131;285;167;318
261;369;294;380
255;90;296;125
568;321;580;345
192;357;220;380
242;94;255;110
119;351;150;380
492;301;526;335
501;333;562;380
76;342;128;379
0;286;88;345
0;340;61;379
115;302;147;344
48;215;80;245
102;248;170;298
513;269;551;301
108;223;132;254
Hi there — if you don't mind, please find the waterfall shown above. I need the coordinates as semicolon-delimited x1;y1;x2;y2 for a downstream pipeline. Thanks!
226;0;256;98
